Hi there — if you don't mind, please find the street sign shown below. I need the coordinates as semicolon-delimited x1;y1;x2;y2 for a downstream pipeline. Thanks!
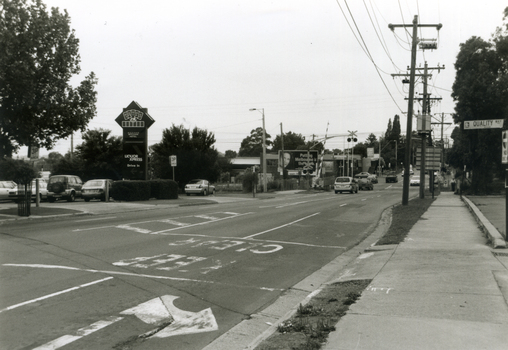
416;147;442;170
170;155;177;167
464;119;504;129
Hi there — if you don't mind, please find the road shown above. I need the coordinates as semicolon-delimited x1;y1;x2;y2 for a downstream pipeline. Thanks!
0;181;415;349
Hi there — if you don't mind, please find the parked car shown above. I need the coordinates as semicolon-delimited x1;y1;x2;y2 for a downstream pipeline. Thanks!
184;179;215;196
47;175;83;202
358;178;374;190
334;176;358;194
8;178;48;202
367;174;378;183
385;172;398;183
354;172;370;179
410;175;421;186
0;181;17;200
82;179;113;202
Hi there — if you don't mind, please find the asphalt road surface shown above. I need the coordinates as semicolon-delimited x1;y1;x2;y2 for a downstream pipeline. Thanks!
0;181;415;349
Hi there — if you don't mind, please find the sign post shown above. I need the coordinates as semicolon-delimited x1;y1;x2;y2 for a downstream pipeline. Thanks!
170;155;177;181
503;130;508;242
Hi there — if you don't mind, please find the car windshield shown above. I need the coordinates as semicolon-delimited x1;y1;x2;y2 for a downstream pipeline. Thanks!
84;180;104;187
0;182;14;188
188;180;202;185
335;178;350;183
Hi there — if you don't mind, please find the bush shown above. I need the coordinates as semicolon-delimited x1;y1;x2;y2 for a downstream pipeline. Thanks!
110;180;151;201
242;171;258;193
150;179;178;199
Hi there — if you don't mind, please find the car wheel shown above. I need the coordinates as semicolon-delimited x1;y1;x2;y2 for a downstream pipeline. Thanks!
203;189;207;196
67;192;75;202
335;190;338;194
84;198;90;202
186;193;190;196
212;189;216;195
350;189;353;194
48;196;55;203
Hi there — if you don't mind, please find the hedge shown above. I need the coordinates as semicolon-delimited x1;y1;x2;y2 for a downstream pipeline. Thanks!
110;179;178;201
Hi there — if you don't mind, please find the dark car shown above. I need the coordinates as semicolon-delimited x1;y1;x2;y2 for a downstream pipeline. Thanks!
358;178;374;190
385;172;398;183
47;175;83;202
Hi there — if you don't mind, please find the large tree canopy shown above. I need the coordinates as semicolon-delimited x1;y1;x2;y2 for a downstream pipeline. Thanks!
75;129;123;180
151;124;221;187
238;127;272;157
272;131;306;152
448;8;508;193
0;0;98;158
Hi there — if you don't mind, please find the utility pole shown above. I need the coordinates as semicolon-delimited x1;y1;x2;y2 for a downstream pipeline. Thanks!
389;16;442;205
280;122;284;191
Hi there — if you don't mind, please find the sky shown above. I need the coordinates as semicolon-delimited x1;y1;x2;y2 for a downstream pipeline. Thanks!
15;0;508;158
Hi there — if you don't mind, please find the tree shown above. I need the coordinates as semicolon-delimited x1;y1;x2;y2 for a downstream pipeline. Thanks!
224;150;237;159
75;129;123;180
449;9;508;193
238;127;272;156
272;131;306;152
0;0;98;158
151;124;221;187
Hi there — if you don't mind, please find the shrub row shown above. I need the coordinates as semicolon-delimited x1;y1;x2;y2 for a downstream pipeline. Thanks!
110;180;178;201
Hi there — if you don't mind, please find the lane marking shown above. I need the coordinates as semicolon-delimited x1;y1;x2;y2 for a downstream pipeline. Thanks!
33;316;123;350
243;213;320;239
75;216;117;222
340;203;347;207
3;264;284;292
0;277;113;314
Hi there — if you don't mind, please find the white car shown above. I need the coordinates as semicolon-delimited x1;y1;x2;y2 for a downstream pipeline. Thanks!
0;181;17;200
9;179;48;202
184;179;215;196
410;175;420;186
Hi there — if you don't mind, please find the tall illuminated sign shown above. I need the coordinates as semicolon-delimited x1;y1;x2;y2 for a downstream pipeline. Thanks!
115;101;155;180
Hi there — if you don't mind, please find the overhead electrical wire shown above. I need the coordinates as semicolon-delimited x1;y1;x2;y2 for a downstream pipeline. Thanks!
335;0;404;113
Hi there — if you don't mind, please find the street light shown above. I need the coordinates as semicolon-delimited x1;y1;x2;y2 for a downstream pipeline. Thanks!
249;108;267;193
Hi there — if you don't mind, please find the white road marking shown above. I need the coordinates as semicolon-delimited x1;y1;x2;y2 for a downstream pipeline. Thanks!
32;316;123;350
243;213;320;239
75;216;117;222
3;264;283;291
340;203;347;207
0;277;113;314
116;225;152;234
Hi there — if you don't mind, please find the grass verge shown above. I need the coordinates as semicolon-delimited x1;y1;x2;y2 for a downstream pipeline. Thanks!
254;193;437;350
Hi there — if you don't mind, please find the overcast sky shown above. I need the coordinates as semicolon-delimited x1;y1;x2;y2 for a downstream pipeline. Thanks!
18;0;508;157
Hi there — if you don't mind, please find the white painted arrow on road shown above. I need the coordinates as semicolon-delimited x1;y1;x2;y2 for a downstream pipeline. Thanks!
121;295;218;338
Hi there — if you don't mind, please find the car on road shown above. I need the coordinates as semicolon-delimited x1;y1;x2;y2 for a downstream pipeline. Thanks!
354;172;370;179
410;175;421;186
8;178;48;202
385;172;398;183
358;178;374;190
184;179;215;196
367;174;378;183
0;181;17;200
334;176;358;194
82;179;113;202
47;175;83;202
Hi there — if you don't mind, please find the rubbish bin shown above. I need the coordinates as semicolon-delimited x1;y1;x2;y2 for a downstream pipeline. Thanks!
17;184;31;217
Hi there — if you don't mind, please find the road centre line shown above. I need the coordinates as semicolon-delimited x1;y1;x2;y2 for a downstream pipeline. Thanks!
3;264;284;292
243;213;320;239
0;277;113;314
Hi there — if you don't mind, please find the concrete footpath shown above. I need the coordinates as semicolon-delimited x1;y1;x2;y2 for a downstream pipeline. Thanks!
322;192;508;350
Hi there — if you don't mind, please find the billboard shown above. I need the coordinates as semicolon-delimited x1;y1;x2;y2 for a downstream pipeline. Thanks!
278;150;318;175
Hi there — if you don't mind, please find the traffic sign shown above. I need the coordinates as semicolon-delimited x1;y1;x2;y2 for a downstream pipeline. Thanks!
416;147;442;170
170;155;177;167
464;119;504;129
